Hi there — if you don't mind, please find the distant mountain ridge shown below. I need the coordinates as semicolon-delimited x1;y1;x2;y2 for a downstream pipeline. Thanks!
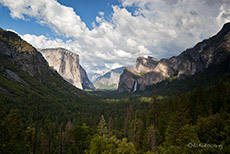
38;48;95;90
118;23;230;93
94;67;125;90
0;27;84;98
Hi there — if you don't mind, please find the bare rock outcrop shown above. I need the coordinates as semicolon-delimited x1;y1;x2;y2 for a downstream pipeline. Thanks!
118;23;230;92
38;48;95;90
94;67;125;90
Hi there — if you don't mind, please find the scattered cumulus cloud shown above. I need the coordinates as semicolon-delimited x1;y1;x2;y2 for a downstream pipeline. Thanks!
105;63;123;70
22;34;74;50
1;0;230;76
99;11;104;16
217;4;230;25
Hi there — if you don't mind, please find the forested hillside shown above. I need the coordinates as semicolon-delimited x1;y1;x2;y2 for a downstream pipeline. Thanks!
0;27;230;154
1;74;229;153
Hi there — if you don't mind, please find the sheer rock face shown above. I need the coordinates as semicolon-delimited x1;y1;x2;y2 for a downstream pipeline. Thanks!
0;28;85;97
133;56;159;74
118;23;230;93
0;28;50;81
39;48;95;90
80;65;95;90
94;67;125;90
0;40;48;79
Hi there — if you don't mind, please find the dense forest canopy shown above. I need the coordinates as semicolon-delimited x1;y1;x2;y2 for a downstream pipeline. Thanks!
0;63;229;153
0;24;230;153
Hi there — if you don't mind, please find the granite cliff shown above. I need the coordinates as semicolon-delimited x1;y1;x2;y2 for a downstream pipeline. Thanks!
38;48;95;90
118;23;230;92
94;67;125;90
0;28;84;97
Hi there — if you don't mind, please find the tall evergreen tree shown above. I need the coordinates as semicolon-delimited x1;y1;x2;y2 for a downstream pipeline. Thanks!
148;125;157;152
2;109;30;154
97;115;108;136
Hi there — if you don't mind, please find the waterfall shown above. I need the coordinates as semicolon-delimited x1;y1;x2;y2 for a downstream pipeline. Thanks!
132;80;138;93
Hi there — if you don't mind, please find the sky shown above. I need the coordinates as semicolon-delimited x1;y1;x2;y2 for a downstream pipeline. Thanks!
0;0;230;79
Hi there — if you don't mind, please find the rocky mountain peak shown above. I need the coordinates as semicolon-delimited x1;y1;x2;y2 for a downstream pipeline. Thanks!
0;27;85;101
39;48;95;90
133;56;159;74
118;23;230;93
0;29;50;79
219;22;230;34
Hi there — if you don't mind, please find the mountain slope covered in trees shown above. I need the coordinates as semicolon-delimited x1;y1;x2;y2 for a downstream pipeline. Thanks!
0;24;230;154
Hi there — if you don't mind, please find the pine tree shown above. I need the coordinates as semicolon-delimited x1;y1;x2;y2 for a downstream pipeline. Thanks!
128;117;144;151
108;117;113;138
150;95;159;128
165;94;191;146
124;106;133;137
26;126;37;154
97;115;108;136
2;109;30;154
40;119;56;154
148;125;157;152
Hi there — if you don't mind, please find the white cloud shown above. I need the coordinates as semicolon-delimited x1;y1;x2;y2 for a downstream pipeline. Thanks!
115;49;132;58
105;63;123;70
99;11;104;16
0;0;88;38
21;34;71;49
217;4;230;25
1;0;230;77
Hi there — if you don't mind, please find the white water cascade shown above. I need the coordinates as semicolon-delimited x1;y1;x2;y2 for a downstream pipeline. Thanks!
132;80;138;93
